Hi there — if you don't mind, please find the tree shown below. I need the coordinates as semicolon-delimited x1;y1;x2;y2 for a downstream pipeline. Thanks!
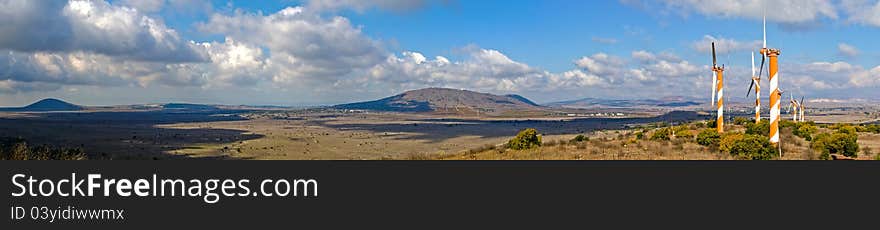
650;128;672;141
744;120;770;136
673;126;694;139
793;123;818;141
811;127;860;159
733;117;751;125
696;129;721;147
570;134;588;143
508;128;542;150
720;133;775;160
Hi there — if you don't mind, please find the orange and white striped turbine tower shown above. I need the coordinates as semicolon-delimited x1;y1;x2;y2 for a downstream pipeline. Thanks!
747;52;761;123
711;42;724;133
758;11;782;148
799;96;806;122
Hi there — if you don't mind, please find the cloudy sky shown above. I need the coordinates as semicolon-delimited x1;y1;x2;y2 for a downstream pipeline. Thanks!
1;0;879;106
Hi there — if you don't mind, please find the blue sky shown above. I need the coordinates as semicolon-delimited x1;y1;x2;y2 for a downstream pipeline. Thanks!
1;0;879;106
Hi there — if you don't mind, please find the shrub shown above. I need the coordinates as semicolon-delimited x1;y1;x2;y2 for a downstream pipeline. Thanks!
733;117;751;125
507;128;542;150
650;128;672;141
855;124;880;134
793;123;818;141
811;128;860;158
570;134;588;143
696;129;721;147
705;119;717;129
635;131;645;140
674;126;694;139
719;133;775;160
744;120;770;136
0;138;86;160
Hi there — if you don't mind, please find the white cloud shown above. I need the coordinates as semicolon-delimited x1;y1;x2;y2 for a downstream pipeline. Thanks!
306;0;437;12
198;6;387;84
623;0;838;23
574;53;625;76
0;0;205;62
837;43;859;57
692;35;762;55
117;0;165;13
840;0;880;26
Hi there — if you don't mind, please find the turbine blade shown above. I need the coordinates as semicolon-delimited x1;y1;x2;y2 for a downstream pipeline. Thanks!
763;4;767;49
758;55;766;79
751;52;756;76
711;42;717;67
747;80;755;97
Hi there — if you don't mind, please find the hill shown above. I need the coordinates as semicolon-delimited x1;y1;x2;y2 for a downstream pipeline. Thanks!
162;103;219;111
333;88;543;113
0;98;83;112
546;97;700;108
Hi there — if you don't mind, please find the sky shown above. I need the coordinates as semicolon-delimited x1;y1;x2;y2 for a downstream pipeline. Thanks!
1;0;880;106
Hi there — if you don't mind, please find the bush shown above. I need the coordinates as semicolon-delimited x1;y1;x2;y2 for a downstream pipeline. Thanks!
570;134;588;143
635;131;645;140
705;119;717;129
793;123;818;141
744;120;770;136
855;124;880;134
811;128;860;158
650;128;672;141
733;117;751;125
0;137;86;160
672;126;693;139
719;133;776;160
507;128;542;150
696;129;721;147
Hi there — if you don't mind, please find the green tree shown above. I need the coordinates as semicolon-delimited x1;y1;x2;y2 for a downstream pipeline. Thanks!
696;129;721;147
570;134;588;143
811;127;860;158
744;120;770;136
719;133;775;160
508;128;542;150
650;128;672;141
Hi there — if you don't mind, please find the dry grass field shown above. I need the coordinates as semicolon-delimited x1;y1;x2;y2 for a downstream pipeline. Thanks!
1;108;878;160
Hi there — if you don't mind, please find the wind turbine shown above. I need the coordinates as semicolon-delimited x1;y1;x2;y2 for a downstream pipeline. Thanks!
747;52;761;123
788;94;799;122
758;3;782;151
799;96;806;122
711;42;725;133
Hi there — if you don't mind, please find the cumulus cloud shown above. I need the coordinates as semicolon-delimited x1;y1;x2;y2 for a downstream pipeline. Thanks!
692;35;762;55
840;0;880;26
622;0;838;24
837;43;859;57
0;0;205;62
117;0;165;13
574;53;625;76
306;0;444;12
198;6;387;83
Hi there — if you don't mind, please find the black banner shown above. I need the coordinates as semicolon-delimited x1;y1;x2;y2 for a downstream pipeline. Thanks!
3;161;879;229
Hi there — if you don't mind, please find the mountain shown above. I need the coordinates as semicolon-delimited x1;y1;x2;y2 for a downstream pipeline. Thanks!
0;98;83;112
162;103;219;111
546;97;700;108
333;88;543;113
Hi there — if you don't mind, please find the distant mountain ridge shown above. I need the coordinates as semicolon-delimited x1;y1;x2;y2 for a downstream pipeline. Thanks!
547;97;700;108
333;88;542;113
0;98;83;112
